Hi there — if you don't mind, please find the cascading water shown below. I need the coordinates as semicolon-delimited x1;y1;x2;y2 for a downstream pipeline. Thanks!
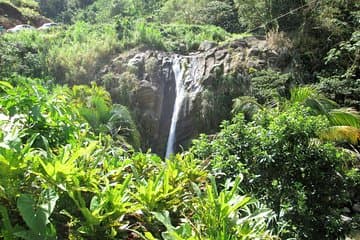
165;57;186;158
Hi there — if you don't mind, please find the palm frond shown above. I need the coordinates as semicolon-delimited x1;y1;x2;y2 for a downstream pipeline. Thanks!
320;126;360;145
304;98;331;116
107;104;141;149
329;108;360;128
90;96;111;124
290;86;318;103
232;96;263;120
289;86;339;115
79;107;100;129
317;96;339;110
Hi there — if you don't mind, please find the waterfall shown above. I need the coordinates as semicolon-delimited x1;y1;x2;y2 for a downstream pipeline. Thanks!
165;57;186;158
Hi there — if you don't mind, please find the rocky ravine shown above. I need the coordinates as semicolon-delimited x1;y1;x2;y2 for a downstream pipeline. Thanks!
99;36;292;156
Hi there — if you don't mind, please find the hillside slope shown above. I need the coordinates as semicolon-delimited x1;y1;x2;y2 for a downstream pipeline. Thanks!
0;1;49;29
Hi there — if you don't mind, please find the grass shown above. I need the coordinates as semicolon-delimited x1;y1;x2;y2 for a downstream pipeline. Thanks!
127;21;249;53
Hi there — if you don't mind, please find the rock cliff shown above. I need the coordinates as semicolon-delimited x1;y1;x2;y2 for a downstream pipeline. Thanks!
99;36;292;156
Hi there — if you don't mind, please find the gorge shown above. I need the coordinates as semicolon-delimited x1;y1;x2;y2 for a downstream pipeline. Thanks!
100;36;292;156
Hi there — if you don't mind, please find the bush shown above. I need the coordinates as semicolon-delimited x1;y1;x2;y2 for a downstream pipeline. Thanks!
0;75;277;238
158;0;207;24
191;105;357;239
116;21;231;52
197;1;240;33
250;69;293;104
0;30;49;79
47;22;119;85
157;23;230;52
134;21;165;50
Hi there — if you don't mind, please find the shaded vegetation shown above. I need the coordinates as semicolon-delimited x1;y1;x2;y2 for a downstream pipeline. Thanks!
0;0;359;239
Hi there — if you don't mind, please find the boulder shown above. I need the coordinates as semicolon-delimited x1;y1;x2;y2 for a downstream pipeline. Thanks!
199;40;218;51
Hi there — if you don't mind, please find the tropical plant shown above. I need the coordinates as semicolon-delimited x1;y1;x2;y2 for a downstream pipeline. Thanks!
288;86;360;147
189;176;275;239
232;96;263;120
15;190;58;240
191;105;357;239
47;22;119;85
158;0;208;24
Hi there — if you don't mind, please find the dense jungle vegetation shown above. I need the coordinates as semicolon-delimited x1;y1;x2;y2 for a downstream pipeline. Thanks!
0;0;359;239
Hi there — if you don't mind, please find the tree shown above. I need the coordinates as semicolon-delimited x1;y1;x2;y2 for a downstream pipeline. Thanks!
38;0;68;19
197;1;241;32
191;105;356;238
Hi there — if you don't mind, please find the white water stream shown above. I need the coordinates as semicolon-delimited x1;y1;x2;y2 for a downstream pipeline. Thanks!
165;57;186;158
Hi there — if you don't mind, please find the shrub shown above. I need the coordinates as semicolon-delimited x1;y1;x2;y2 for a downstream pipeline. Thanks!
158;23;231;52
197;1;241;33
0;30;49;79
0;82;276;238
101;71;138;106
250;69;293;104
134;21;165;50
191;105;357;239
158;0;208;24
47;22;119;85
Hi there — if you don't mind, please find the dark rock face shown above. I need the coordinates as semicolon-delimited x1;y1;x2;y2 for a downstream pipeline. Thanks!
0;2;50;29
100;37;292;156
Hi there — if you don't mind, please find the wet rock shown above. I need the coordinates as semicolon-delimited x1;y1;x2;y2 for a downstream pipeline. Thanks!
248;47;261;57
228;39;248;49
215;50;228;61
99;36;292;156
199;41;218;51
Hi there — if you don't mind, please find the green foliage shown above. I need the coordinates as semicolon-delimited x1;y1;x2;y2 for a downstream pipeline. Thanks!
4;0;39;9
101;71;138;106
196;1;240;33
0;0;41;18
233;0;271;32
38;0;95;22
190;176;275;239
158;0;207;24
158;0;241;33
71;84;141;149
133;21;165;50
232;96;263;121
0;22;119;86
1;0;359;238
117;21;231;52
0;76;80;148
75;0;164;24
319;30;360;108
47;22;119;85
158;23;230;52
152;176;276;240
0;30;48;79
250;69;292;104
191;105;357;239
233;0;310;32
38;0;68;20
0;75;277;239
15;190;58;240
291;1;359;108
287;87;360;147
